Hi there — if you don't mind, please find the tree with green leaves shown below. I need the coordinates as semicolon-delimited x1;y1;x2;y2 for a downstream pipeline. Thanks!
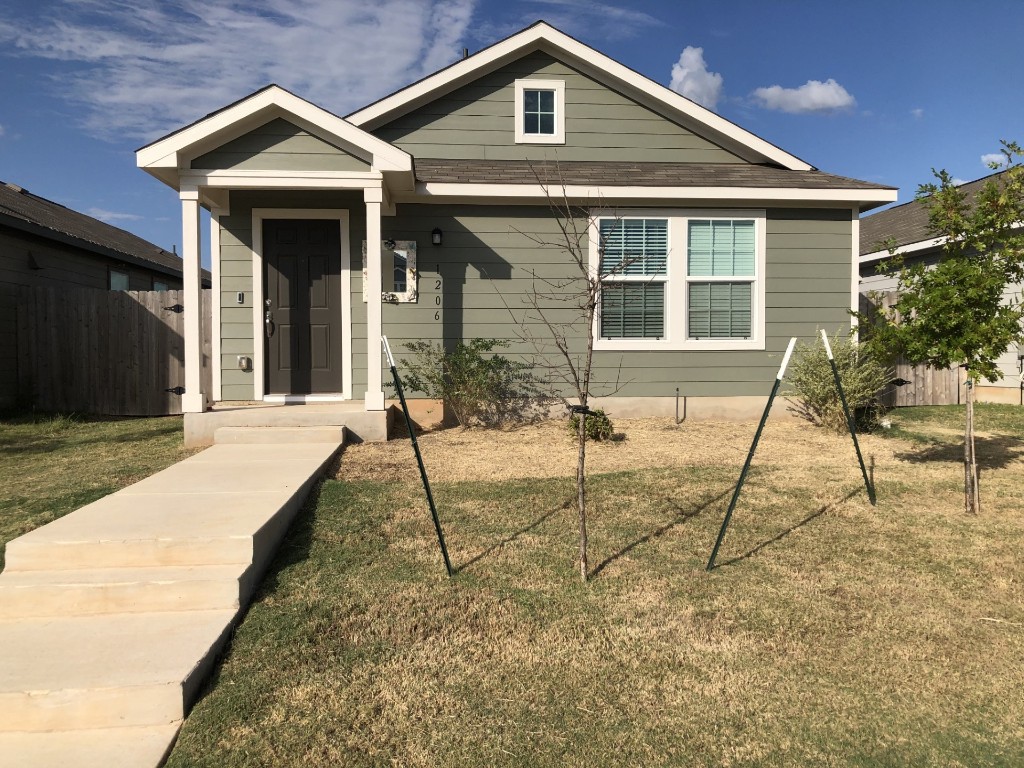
865;141;1024;513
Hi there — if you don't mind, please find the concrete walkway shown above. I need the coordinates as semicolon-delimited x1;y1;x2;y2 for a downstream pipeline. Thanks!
0;427;344;767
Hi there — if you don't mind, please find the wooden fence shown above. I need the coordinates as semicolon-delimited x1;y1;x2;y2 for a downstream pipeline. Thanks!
859;291;964;407
17;287;212;416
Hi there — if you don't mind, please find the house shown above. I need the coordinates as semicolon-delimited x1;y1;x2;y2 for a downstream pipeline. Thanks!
136;21;896;444
859;171;1024;404
0;180;205;409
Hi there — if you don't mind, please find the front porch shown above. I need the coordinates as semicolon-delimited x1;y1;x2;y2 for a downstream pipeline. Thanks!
183;401;393;447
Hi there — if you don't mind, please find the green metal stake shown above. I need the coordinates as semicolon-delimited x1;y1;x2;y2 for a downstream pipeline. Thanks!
382;336;453;577
707;337;797;572
820;330;876;506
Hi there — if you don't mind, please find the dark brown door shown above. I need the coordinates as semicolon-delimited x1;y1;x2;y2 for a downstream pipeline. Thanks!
264;219;342;394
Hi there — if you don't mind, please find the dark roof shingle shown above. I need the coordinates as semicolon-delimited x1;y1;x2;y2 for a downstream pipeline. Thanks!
860;171;1007;255
414;159;895;191
0;181;187;276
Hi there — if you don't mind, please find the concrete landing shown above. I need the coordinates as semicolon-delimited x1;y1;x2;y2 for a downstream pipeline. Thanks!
184;402;391;447
0;429;344;767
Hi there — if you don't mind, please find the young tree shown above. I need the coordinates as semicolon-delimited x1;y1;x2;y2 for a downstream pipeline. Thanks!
867;141;1024;513
511;164;633;581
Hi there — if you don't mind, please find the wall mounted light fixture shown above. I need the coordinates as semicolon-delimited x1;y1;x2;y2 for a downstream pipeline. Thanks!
431;227;443;246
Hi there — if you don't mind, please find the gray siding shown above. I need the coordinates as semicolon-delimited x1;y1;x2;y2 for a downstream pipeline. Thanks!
373;51;743;163
217;198;852;401
191;118;371;172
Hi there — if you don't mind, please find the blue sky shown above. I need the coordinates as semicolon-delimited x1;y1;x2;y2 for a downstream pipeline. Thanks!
1;0;1021;266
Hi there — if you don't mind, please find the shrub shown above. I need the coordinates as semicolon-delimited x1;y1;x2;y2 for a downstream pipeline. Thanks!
397;339;545;427
786;331;893;433
568;408;615;441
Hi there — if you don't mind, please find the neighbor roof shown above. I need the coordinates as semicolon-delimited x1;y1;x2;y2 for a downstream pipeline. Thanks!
0;180;193;278
860;170;1007;256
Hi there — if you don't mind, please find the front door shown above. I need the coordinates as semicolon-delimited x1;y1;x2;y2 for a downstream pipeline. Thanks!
264;219;342;395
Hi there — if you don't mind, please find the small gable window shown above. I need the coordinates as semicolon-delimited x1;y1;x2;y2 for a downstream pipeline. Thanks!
515;79;565;144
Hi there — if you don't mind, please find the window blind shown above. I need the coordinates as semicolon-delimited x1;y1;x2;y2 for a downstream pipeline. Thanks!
599;218;668;276
601;283;664;339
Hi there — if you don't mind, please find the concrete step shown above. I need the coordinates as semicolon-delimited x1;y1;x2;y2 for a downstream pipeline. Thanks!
5;442;340;573
0;563;255;619
0;723;181;768
214;425;346;444
0;609;236;732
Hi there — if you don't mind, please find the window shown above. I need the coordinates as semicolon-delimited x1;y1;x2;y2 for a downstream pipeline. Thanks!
599;218;667;339
592;210;765;350
686;220;755;339
109;268;129;291
153;279;169;291
514;79;565;144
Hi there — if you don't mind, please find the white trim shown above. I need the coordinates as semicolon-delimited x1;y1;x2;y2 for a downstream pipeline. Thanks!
859;236;944;264
514;79;565;144
406;182;898;205
138;85;411;173
590;208;767;351
250;209;352;401
850;208;859;332
347;22;812;171
180;195;205;412
210;209;223;402
179;170;383;189
364;195;385;410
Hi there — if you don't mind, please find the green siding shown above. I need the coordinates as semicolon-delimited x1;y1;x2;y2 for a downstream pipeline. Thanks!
373;51;743;163
192;118;370;172
215;196;852;401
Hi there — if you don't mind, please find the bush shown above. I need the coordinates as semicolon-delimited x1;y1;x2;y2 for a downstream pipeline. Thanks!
397;339;545;427
786;331;893;433
568;408;615;441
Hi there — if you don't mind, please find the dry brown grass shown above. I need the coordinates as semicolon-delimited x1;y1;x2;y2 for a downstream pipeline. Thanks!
170;406;1024;767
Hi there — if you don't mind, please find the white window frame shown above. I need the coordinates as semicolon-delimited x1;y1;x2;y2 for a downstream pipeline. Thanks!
514;79;565;144
590;209;767;351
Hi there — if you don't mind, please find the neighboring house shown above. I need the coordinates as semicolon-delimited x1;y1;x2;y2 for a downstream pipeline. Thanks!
859;171;1024;404
136;21;896;441
0;180;210;409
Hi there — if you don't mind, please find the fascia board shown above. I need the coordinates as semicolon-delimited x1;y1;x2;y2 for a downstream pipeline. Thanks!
137;86;411;173
859;237;944;263
348;23;812;171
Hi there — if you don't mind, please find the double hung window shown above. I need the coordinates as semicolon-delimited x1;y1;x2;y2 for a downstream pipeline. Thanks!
593;210;765;350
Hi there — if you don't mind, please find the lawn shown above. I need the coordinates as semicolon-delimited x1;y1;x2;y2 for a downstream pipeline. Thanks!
0;413;194;570
169;405;1024;767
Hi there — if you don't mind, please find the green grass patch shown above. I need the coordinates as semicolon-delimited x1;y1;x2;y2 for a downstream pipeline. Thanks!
0;412;193;570
169;409;1024;766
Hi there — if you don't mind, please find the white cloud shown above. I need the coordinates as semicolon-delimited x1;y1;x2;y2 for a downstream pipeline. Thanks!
669;46;722;110
981;152;1006;168
0;0;476;141
752;78;856;114
86;207;143;223
911;108;924;119
950;177;967;186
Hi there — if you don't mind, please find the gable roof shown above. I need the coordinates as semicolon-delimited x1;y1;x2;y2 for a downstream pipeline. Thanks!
0;180;200;279
348;21;813;172
137;84;413;189
860;170;1007;258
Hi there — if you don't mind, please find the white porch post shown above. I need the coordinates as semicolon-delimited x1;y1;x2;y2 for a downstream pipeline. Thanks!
364;186;385;410
180;189;205;413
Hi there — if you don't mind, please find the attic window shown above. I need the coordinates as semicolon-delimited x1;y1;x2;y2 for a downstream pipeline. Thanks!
514;79;565;144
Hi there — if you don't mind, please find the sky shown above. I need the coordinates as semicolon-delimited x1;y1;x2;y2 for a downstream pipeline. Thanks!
1;0;1022;266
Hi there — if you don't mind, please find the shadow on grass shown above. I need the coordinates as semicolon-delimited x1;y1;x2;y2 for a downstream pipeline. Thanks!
455;502;567;575
713;488;861;570
893;434;1024;471
590;486;734;578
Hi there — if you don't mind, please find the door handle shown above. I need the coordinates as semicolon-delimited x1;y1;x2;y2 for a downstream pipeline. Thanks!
264;309;275;338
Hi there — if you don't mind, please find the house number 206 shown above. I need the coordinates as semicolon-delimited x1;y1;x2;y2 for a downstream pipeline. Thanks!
434;269;441;321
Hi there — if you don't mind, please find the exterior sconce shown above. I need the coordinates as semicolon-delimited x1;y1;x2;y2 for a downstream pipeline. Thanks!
431;227;443;246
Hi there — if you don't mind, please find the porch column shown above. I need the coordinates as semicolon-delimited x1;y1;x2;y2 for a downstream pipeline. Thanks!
180;189;205;413
364;186;385;410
